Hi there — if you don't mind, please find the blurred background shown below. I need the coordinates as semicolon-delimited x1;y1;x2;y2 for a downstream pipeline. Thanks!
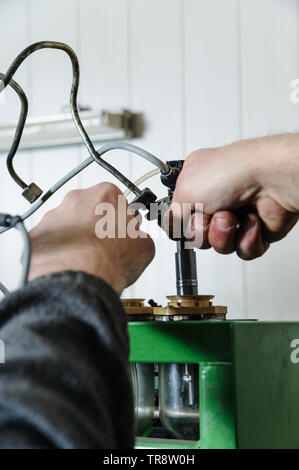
0;0;298;320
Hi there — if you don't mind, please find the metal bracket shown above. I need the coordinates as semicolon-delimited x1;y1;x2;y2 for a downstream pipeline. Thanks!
101;109;144;138
0;108;145;153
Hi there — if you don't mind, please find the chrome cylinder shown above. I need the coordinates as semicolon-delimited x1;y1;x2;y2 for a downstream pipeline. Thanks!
130;363;155;436
159;363;199;440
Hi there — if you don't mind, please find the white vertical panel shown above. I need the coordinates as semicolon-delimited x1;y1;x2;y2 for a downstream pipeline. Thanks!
29;0;81;226
0;0;32;291
184;0;241;150
79;0;133;297
240;0;299;320
129;0;183;304
240;0;298;138
79;0;130;192
183;0;245;318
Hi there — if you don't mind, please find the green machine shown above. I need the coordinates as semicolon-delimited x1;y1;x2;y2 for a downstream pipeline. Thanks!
128;318;299;449
124;159;299;449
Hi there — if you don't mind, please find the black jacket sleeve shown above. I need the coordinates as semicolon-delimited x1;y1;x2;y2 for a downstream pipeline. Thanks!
0;271;134;449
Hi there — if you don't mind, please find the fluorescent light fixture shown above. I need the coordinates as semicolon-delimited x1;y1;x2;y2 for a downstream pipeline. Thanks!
0;109;143;152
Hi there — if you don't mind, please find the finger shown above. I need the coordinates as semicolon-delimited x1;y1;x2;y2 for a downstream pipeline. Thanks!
184;212;211;249
256;195;299;243
87;182;128;212
208;211;239;254
236;213;270;260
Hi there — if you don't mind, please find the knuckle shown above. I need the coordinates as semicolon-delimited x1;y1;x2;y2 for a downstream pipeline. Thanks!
63;189;81;204
93;182;125;207
96;182;122;198
185;148;216;166
185;150;202;166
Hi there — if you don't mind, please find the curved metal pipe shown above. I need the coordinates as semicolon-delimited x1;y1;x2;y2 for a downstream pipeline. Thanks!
0;73;28;190
0;41;140;196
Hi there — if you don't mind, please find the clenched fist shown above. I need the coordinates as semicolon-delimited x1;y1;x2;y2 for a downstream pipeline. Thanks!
170;134;299;260
29;182;155;294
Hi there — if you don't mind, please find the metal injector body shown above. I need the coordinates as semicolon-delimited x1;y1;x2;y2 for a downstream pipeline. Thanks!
175;240;198;296
160;159;198;296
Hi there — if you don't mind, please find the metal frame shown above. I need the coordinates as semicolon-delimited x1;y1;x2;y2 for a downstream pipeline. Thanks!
129;320;235;449
129;319;299;449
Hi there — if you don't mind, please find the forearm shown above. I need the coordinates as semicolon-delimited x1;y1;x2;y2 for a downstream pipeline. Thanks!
0;271;133;449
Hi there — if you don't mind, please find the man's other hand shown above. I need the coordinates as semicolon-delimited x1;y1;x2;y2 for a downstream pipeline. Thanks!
29;182;155;294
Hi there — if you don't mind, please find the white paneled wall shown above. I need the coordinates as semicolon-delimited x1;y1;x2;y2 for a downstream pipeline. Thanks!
183;0;245;319
0;0;298;320
239;0;299;320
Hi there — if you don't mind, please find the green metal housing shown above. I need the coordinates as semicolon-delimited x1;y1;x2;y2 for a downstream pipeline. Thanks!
128;320;299;449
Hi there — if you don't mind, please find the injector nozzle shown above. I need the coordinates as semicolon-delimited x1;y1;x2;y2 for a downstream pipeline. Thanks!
160;160;184;192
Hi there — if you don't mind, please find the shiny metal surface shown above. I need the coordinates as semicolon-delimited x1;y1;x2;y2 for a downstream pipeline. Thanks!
131;363;155;436
175;241;198;296
159;363;199;440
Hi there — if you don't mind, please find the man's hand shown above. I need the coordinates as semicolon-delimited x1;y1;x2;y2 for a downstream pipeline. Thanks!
170;134;299;260
29;182;155;294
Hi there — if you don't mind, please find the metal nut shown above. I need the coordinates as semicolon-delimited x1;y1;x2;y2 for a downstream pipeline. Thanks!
22;183;42;203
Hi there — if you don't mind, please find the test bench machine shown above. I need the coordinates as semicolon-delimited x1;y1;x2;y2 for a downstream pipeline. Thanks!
1;41;299;450
126;246;299;449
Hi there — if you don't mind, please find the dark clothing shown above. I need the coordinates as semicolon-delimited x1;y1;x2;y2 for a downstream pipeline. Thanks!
0;271;133;448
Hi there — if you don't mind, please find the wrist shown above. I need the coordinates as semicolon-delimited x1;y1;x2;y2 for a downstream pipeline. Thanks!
223;138;263;187
29;247;126;295
247;135;299;186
